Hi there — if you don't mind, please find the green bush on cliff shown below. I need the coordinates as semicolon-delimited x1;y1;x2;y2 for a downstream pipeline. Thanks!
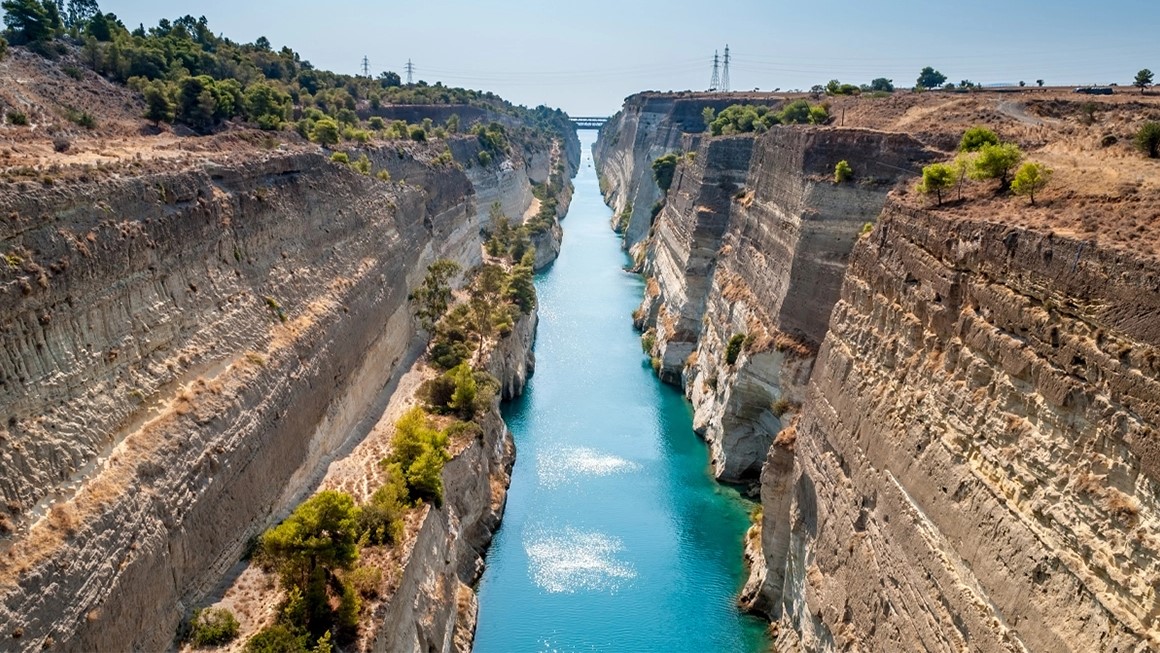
709;104;778;135
916;162;956;205
256;491;361;645
411;259;462;332
506;263;536;314
959;126;1000;152
969;142;1024;189
641;328;656;354
834;160;853;183
356;467;408;546
188;607;240;647
387;407;450;506
652;153;680;192
245;624;311;653
725;334;745;365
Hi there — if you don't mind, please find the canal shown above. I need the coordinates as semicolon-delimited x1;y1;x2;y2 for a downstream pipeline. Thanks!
473;131;768;652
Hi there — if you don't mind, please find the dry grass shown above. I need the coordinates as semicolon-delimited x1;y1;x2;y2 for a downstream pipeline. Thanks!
774;421;798;449
828;90;1160;258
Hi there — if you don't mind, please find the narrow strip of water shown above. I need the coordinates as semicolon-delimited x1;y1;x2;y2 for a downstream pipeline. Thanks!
474;131;768;652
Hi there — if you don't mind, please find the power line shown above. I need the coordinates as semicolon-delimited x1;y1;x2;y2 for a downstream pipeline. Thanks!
405;59;415;85
361;55;370;78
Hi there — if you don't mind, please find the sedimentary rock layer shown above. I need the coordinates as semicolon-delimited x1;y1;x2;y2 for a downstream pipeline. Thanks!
0;129;575;651
597;92;1160;651
619;126;926;482
594;92;761;251
760;203;1160;651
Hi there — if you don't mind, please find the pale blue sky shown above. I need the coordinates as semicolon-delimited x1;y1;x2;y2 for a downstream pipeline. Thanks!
90;1;1160;114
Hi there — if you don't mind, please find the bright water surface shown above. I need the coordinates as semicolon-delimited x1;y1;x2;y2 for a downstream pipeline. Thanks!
473;132;769;653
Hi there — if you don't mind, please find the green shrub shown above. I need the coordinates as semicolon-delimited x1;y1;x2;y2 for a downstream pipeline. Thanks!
959;126;1000;152
189;607;240;647
347;565;384;598
969;142;1023;188
652;153;679;191
352;154;371;175
641;328;656;354
1010;162;1053;205
357;467;408;545
257;491;360;640
409;126;426;142
387;407;450;506
834;160;853;183
448;362;478;420
6;111;29;126
725;334;745;365
1136;122;1160;158
311;118;340;145
916;162;955;205
0;36;7;61
69;110;97;129
477;150;492;166
411;259;461;331
709;104;779;135
505;263;536;314
245;625;309;653
329;152;349;164
368;116;385;130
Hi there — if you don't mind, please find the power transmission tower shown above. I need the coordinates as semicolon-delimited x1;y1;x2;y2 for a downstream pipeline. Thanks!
405;59;415;85
709;51;720;92
722;45;731;93
361;55;370;78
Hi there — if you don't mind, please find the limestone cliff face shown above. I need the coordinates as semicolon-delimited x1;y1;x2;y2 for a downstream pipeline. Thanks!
624;127;927;482
594;93;751;252
0;131;565;651
599;93;1160;651
758;204;1160;652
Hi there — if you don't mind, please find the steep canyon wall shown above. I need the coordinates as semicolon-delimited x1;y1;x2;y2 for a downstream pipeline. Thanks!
596;97;1160;651
0;128;576;651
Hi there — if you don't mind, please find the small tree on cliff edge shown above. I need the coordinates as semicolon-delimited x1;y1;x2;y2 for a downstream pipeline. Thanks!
1011;162;1053;205
969;142;1024;190
917;163;955;206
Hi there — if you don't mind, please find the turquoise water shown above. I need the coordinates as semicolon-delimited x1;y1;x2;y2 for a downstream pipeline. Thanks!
472;132;769;653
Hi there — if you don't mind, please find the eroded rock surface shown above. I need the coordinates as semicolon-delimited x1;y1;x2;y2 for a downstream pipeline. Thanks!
0;128;575;651
597;92;1160;651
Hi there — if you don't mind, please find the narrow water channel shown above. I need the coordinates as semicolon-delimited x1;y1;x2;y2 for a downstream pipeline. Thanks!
473;132;768;652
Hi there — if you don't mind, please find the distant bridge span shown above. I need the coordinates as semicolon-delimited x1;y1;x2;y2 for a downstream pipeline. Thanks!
571;116;610;130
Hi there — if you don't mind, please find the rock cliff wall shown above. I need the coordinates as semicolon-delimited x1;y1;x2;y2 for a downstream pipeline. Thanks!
594;93;758;252
597;93;1160;651
0;129;570;651
758;203;1160;652
621;127;927;482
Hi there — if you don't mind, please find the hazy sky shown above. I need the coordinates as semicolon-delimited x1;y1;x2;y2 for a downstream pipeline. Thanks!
92;0;1159;115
